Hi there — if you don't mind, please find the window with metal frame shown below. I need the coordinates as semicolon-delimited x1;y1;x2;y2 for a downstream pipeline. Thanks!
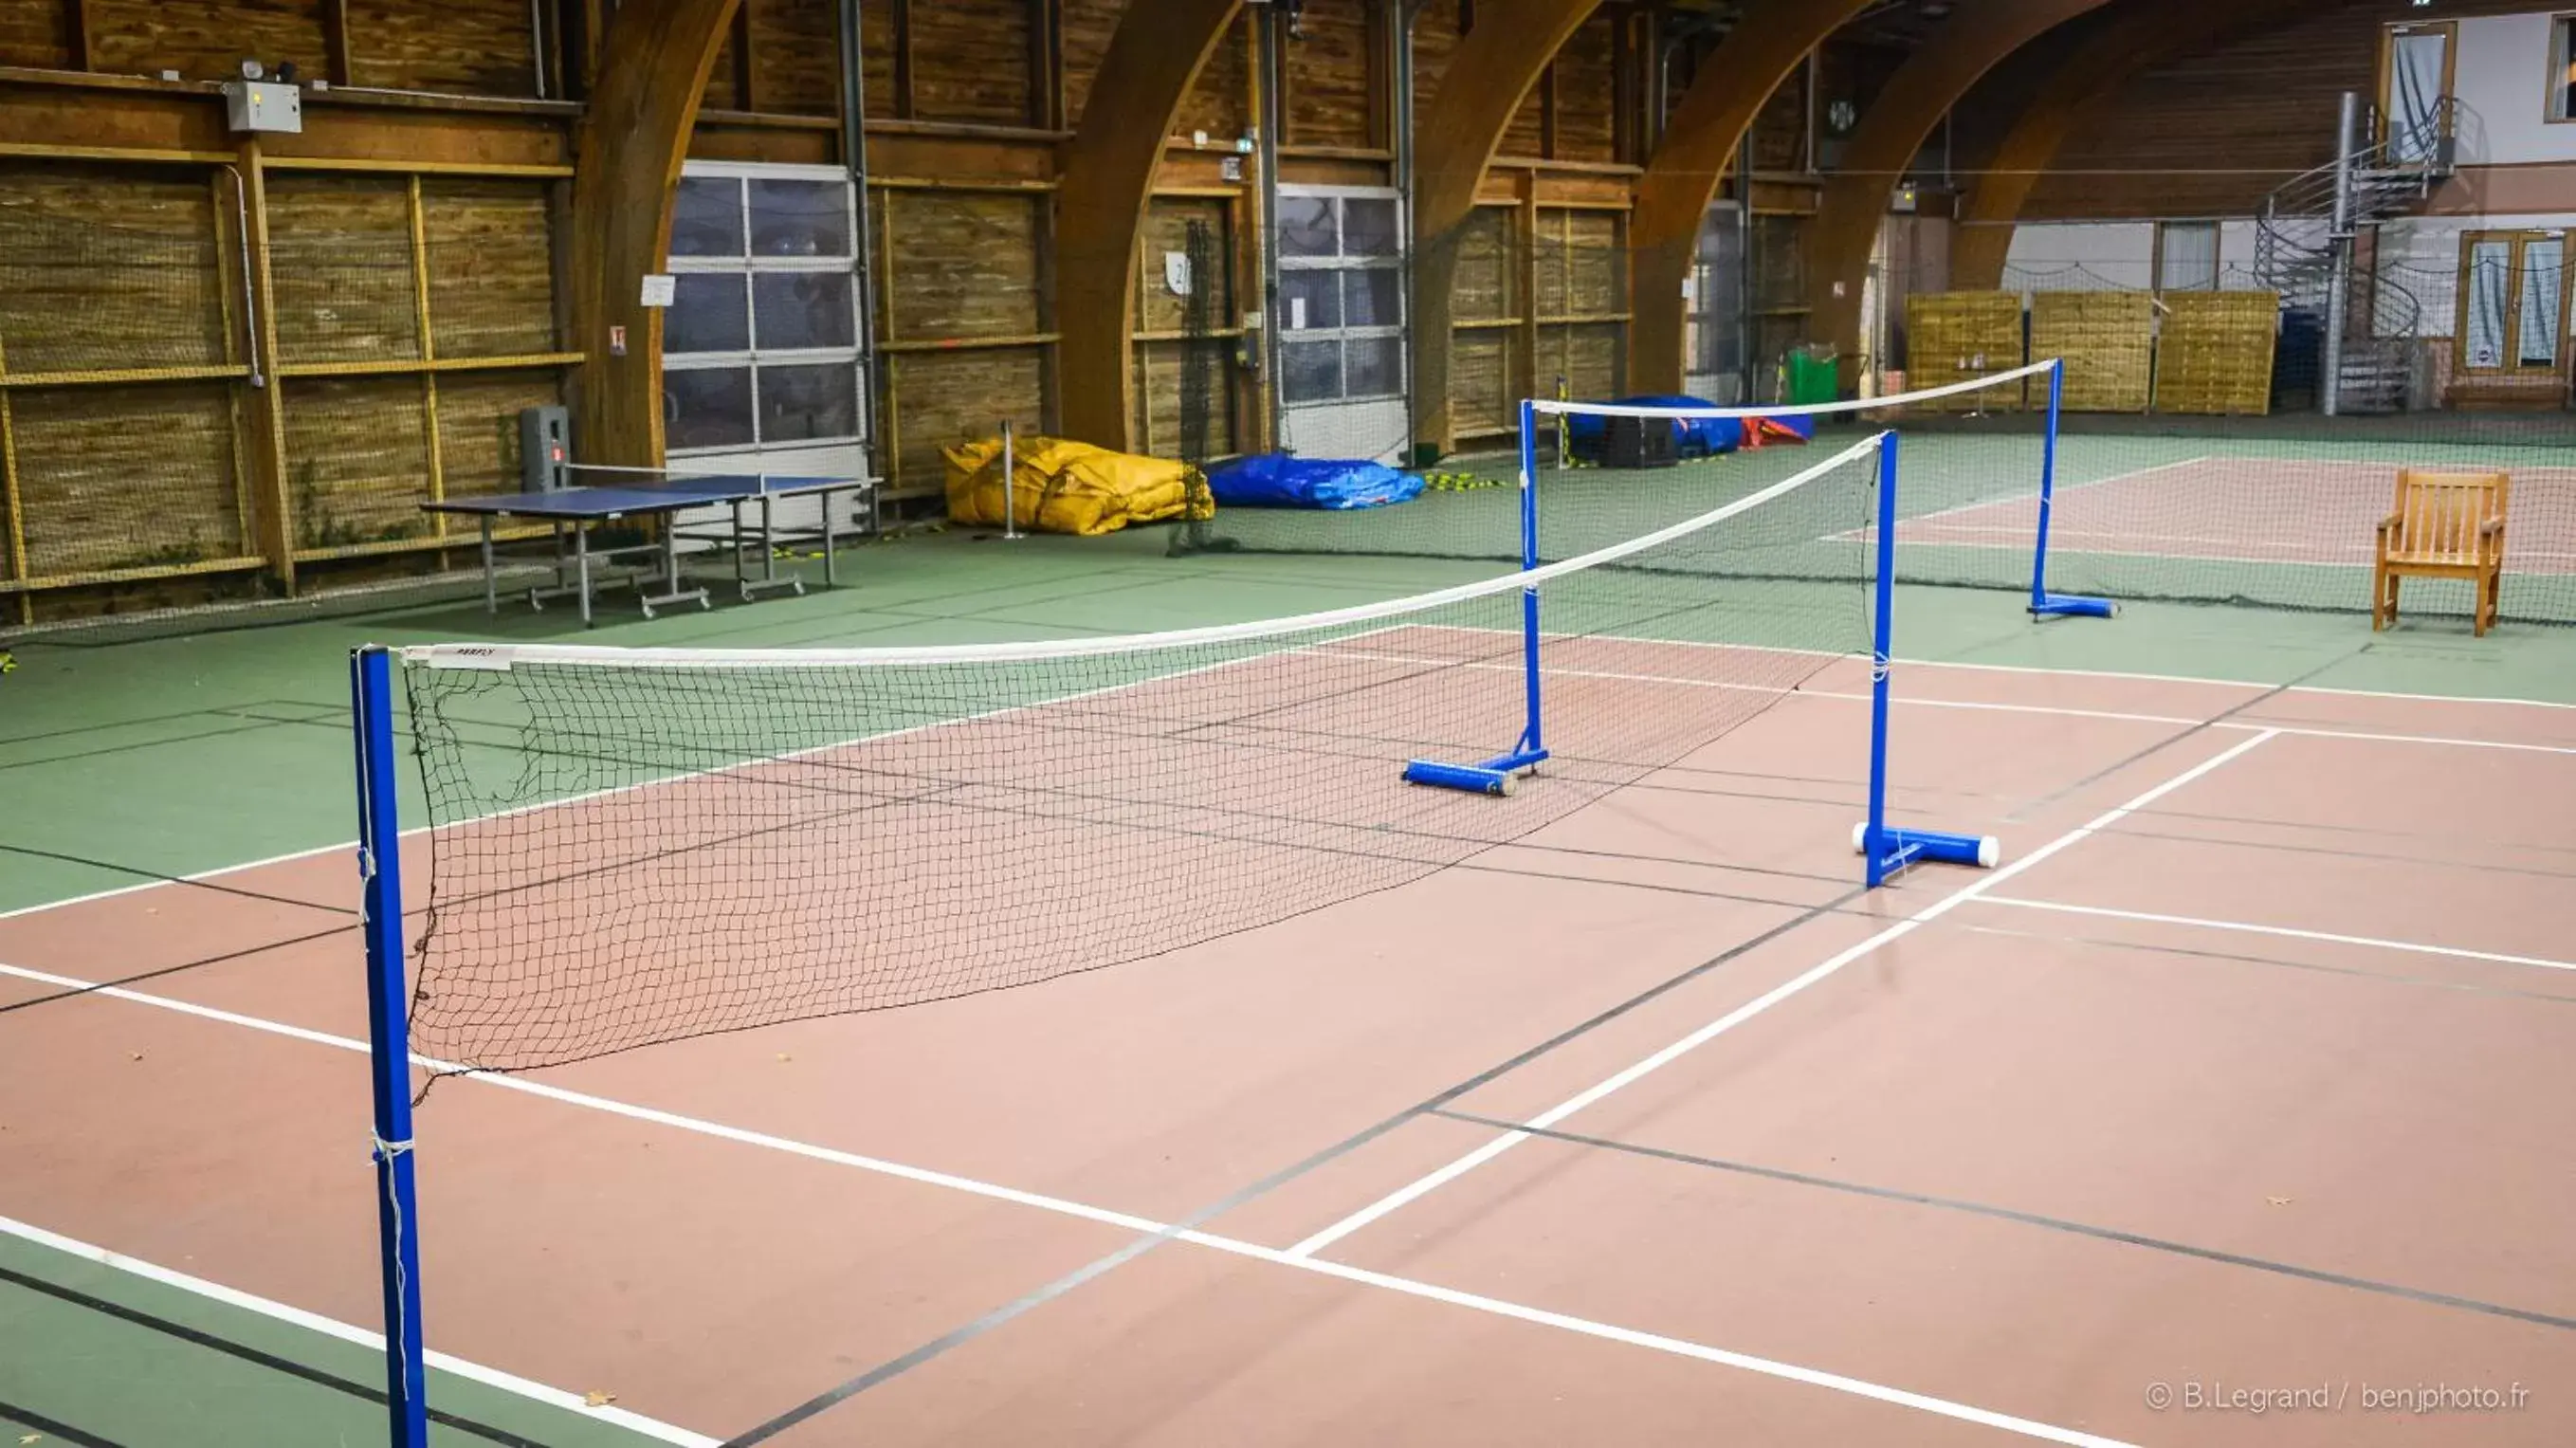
2549;15;2576;124
662;163;867;454
1275;189;1407;409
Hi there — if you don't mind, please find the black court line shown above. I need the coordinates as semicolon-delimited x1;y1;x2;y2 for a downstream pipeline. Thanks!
1423;1109;2576;1332
2098;822;2576;884
0;1400;126;1448
0;922;358;1018
0;1265;550;1447
0;698;334;750
0;843;359;919
1958;922;2576;1007
1997;644;2361;825
718;685;2316;1441
715;878;1875;1446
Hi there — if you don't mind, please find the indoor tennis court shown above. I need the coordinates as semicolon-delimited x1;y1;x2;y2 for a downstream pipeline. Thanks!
13;1;2576;1444
7;610;2575;1445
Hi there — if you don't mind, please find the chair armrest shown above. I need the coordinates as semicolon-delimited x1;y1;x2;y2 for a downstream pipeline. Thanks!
2480;518;2507;537
2377;512;2403;539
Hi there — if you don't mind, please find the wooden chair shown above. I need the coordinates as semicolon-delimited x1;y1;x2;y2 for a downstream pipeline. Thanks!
2374;468;2510;636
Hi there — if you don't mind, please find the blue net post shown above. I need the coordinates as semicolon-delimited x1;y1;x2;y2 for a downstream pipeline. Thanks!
2028;358;2115;619
350;646;430;1448
1862;438;2001;886
1864;436;1899;889
1397;401;1549;795
1517;397;1544;758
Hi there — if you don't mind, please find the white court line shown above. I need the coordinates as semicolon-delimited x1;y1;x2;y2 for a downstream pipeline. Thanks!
1325;638;2576;755
0;1213;718;1447
0;624;1422;927
0;957;2132;1448
11;635;2568;932
1281;730;2282;1261
1891;455;2216;528
1975;896;2576;977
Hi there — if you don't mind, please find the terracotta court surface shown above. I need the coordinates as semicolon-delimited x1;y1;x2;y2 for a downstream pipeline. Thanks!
4;657;2574;1446
1896;457;2576;571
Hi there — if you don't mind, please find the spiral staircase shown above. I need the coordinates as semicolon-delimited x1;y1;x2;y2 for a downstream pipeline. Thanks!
2250;97;2456;413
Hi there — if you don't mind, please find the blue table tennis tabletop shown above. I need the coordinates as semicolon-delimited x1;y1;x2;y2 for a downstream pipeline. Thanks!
421;472;871;624
422;473;856;520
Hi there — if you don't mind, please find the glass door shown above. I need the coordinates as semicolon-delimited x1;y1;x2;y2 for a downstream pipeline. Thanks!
2380;23;2454;165
2457;231;2569;376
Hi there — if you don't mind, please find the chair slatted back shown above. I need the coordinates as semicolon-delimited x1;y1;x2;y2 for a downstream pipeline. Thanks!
2391;469;2509;563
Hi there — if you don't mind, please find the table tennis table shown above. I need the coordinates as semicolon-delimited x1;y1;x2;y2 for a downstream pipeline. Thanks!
422;469;874;626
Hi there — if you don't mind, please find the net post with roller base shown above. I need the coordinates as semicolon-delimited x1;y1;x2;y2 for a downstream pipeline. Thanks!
1403;397;1552;797
2026;359;2117;621
1859;433;2002;888
349;645;431;1448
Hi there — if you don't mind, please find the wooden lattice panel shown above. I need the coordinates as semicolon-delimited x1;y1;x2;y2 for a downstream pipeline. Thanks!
1903;292;2026;412
2154;291;2278;415
2032;291;2152;413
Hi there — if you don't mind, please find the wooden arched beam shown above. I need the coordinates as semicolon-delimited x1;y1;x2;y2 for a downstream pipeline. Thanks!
1628;0;1879;395
1805;0;2114;358
1057;0;1243;451
569;0;741;466
1950;0;2324;290
1412;0;1603;450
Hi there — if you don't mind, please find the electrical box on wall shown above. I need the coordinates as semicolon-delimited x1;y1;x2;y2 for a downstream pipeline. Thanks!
223;81;302;134
520;406;571;492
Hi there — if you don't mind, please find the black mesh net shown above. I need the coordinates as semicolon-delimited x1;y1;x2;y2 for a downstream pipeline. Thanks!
397;437;1883;1073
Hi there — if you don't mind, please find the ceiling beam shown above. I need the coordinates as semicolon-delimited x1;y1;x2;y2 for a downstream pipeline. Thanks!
568;0;740;467
1411;0;1603;452
1055;0;1241;451
1805;0;2115;360
1949;0;2324;291
1628;0;1877;395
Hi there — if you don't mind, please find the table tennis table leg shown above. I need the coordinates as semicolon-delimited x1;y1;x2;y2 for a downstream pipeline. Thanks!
479;516;496;614
821;490;838;588
576;524;594;627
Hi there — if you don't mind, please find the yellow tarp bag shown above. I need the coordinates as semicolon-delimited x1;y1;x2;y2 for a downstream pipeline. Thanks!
941;435;1215;536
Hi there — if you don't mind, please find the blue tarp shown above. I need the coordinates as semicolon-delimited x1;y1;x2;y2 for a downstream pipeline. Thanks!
1206;454;1426;510
1563;396;1814;460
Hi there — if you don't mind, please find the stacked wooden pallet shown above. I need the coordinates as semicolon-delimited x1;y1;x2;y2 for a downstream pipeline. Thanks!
2153;292;2279;415
2031;291;2153;412
1902;292;2027;411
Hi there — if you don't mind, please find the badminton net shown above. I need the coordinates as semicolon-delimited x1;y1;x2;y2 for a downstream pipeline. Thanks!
396;434;1887;1073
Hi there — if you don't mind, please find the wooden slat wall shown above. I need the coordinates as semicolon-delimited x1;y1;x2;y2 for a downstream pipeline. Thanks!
1132;194;1238;459
1551;17;1617;164
1175;13;1250;142
1286;0;1373;150
1061;0;1124;127
911;0;1035;124
881;187;1049;487
0;4;73;69
419;180;557;359
0;165;230;376
281;375;435;549
346;0;539;97
86;0;328;81
1412;1;1461;110
2019;0;2544;219
754;0;846;116
11;384;246;578
268;175;422;364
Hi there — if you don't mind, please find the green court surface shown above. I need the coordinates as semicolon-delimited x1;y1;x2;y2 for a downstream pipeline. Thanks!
4;488;2574;1445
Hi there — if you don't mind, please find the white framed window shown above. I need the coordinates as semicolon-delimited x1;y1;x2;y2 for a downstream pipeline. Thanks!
2549;14;2576;123
1274;187;1406;409
2156;221;2220;293
663;161;866;455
